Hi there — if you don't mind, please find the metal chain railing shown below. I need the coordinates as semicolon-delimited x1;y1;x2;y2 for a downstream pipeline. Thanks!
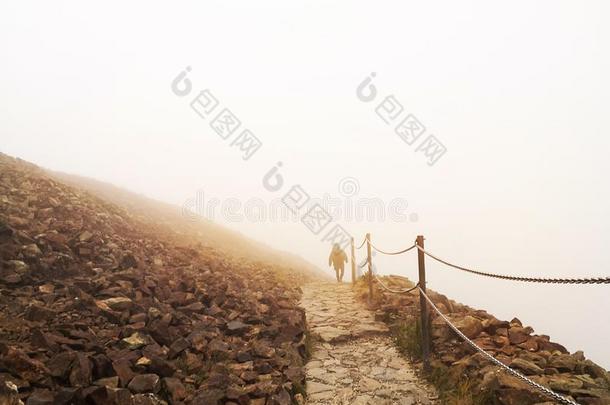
416;245;610;284
374;274;419;294
418;287;580;405
348;233;607;404
370;242;417;256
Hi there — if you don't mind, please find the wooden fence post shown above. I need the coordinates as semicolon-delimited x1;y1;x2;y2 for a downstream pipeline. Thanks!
350;237;356;284
366;233;373;304
416;235;431;372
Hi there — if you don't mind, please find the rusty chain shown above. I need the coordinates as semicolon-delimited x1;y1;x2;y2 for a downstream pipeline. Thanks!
370;242;417;256
416;246;610;284
418;287;580;405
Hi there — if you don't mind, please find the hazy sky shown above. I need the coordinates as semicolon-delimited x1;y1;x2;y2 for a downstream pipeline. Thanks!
2;2;609;367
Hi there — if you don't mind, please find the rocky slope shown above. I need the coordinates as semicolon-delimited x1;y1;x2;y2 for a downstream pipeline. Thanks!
47;169;325;280
358;276;610;404
0;153;318;405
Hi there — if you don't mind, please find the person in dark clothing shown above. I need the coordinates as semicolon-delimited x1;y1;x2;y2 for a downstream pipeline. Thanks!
328;243;348;282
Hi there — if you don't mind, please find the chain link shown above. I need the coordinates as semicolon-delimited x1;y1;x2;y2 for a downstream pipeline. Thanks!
370;242;417;256
418;287;580;405
350;233;599;403
417;246;610;284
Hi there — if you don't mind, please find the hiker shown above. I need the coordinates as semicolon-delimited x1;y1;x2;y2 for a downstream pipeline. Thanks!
328;243;348;282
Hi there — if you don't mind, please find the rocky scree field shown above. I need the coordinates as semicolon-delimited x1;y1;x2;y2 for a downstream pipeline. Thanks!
356;276;610;405
0;153;317;405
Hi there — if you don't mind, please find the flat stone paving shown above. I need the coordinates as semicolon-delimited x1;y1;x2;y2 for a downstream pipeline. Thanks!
301;281;438;405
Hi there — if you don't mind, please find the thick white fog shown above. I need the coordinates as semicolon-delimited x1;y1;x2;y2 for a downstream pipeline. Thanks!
2;1;609;367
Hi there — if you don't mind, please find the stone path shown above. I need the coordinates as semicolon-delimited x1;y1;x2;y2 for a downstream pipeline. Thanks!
301;281;438;405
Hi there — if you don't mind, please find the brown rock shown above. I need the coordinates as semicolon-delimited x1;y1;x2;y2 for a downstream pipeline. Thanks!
0;380;23;405
192;388;224;405
112;360;135;387
269;388;291;405
69;353;92;387
94;376;119;389
46;352;76;378
253;341;275;359
25;389;54;405
178;302;205;313
162;377;186;402
24;305;56;322
226;320;250;335
82;385;110;405
510;358;544;375
517;337;539;352
508;326;530;345
453;315;484;339
94;301;121;322
7;261;28;274
98;297;133;312
127;374;161;394
132;393;167;405
510;317;523;327
168;338;189;359
21;244;42;259
184;352;204;373
548;354;577;372
79;231;93;242
537;338;568;354
147;356;176;378
582;359;610;381
208;339;231;360
2;347;49;382
107;388;133;405
121;332;149;350
547;375;583;392
120;253;138;270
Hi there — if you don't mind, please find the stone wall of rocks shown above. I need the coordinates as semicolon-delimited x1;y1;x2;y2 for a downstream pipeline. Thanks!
0;154;315;405
357;276;610;404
